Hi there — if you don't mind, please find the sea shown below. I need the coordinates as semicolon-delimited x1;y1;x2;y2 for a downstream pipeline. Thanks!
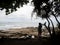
0;22;38;30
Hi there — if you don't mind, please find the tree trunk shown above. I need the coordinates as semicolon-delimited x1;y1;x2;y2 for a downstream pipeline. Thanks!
46;18;52;37
49;18;56;37
54;15;59;24
53;15;60;29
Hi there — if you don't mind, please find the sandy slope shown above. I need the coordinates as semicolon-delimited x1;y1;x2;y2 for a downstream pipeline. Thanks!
0;27;59;38
0;27;38;38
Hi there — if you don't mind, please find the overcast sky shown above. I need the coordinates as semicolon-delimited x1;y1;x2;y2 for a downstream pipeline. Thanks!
0;1;60;29
0;3;44;29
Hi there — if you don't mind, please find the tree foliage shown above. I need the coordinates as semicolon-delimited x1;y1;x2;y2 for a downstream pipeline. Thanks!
0;0;29;15
32;0;60;36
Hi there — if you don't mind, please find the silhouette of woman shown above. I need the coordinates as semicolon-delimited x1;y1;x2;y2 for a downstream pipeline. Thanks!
38;23;42;38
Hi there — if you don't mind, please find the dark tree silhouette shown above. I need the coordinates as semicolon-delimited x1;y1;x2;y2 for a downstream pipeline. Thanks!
0;0;29;15
32;0;52;36
53;1;60;28
32;0;60;37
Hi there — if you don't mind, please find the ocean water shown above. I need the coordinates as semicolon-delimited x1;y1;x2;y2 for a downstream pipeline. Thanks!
0;22;38;30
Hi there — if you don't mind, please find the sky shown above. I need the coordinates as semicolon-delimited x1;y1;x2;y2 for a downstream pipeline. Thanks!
0;3;45;29
0;1;60;30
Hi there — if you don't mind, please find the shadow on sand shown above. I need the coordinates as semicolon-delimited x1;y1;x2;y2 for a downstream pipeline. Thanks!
0;33;60;45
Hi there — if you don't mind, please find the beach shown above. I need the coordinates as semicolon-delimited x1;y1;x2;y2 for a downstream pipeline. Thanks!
0;27;60;45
